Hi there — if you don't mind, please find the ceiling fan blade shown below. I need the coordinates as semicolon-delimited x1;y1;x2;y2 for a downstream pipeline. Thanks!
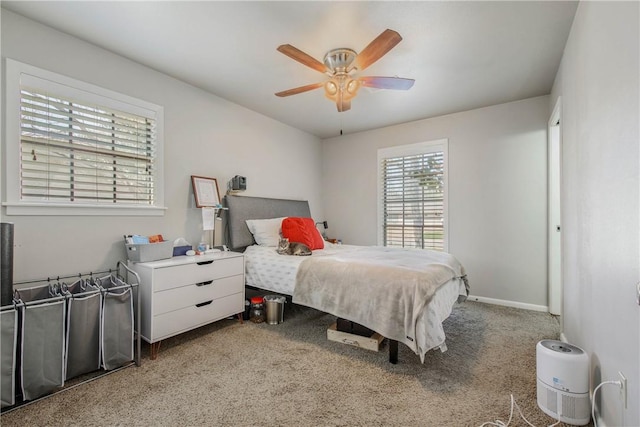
275;82;325;97
277;44;329;74
358;76;415;90
352;29;403;72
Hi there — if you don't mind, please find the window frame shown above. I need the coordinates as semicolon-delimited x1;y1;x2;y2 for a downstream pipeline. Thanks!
377;139;449;251
3;58;166;216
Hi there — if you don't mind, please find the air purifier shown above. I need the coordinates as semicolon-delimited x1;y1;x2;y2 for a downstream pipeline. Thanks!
536;340;590;425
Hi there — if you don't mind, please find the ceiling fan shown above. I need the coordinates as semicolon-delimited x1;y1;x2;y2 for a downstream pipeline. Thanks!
275;29;415;112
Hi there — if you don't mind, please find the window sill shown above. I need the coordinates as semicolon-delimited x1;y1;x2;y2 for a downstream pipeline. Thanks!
2;202;167;216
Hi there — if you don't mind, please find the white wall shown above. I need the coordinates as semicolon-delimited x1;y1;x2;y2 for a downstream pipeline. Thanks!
1;10;323;282
322;96;549;309
550;2;639;426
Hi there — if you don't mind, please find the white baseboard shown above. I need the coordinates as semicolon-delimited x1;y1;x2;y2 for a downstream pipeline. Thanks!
466;294;548;312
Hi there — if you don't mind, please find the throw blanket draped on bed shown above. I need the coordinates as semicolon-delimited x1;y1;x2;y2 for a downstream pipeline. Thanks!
292;247;467;362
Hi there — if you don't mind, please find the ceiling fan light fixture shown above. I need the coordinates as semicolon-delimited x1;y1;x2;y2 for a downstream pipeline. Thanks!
339;78;359;102
324;80;338;98
346;78;360;95
325;77;359;104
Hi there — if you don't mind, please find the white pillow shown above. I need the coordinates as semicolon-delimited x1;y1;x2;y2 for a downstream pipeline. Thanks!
245;217;287;247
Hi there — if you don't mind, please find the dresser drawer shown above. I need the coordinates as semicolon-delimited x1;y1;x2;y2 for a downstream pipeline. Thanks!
152;292;244;341
153;274;243;315
152;256;243;292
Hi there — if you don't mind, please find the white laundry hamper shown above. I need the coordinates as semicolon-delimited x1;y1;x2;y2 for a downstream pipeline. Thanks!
536;340;590;425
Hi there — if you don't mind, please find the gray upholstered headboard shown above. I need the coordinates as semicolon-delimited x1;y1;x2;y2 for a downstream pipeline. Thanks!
224;195;311;252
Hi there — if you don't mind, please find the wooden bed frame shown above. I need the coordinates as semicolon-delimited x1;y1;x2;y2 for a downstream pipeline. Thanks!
224;194;401;363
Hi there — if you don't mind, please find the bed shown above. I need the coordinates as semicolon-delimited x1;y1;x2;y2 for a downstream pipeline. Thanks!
224;195;469;363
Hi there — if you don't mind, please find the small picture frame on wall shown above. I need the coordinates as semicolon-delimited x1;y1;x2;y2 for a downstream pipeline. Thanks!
191;175;221;207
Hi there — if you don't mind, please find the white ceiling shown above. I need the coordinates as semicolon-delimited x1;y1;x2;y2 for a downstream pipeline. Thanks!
3;1;578;139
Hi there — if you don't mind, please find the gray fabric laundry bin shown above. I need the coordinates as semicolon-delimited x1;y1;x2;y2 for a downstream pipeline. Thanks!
15;285;66;401
1;307;18;408
96;275;134;370
64;279;102;380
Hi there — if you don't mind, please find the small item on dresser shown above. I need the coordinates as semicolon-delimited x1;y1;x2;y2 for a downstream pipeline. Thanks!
196;242;207;254
172;237;192;256
185;250;196;256
130;235;149;244
173;245;192;256
249;296;266;323
125;239;173;263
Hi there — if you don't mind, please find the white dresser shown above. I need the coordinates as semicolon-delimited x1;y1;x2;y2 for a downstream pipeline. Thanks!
130;251;245;358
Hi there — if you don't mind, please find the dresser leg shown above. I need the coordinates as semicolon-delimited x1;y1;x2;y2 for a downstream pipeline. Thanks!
150;341;161;360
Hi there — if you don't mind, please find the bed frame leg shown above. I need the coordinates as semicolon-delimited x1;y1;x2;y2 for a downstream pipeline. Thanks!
389;339;398;364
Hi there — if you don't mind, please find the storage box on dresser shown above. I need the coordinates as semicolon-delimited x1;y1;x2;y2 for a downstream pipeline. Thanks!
129;252;244;358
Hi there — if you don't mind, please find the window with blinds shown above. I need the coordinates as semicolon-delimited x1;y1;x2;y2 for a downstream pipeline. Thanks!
5;59;164;215
20;88;155;205
378;140;448;251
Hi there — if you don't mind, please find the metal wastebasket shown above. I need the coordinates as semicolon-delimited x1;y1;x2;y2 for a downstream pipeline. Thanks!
264;295;286;325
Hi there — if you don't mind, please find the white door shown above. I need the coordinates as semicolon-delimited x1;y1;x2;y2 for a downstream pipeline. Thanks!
548;99;562;315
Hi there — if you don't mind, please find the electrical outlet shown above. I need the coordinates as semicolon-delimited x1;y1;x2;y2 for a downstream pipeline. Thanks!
619;371;627;409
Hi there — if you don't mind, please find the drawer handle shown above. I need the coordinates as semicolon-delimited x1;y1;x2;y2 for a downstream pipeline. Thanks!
197;260;214;265
196;280;213;287
195;300;213;308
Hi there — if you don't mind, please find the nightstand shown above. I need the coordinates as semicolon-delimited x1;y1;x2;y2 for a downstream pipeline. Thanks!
129;251;245;359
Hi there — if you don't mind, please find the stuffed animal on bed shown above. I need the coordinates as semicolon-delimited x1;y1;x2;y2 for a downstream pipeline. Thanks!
276;238;311;256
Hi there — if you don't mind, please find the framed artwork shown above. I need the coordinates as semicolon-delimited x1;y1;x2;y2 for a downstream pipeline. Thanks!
191;175;221;208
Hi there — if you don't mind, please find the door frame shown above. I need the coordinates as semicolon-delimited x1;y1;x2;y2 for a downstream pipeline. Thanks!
548;97;562;316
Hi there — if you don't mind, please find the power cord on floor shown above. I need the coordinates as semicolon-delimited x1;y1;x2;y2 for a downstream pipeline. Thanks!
478;394;561;427
480;379;624;427
591;380;623;427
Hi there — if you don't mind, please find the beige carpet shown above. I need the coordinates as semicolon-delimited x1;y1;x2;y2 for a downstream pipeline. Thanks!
1;301;569;426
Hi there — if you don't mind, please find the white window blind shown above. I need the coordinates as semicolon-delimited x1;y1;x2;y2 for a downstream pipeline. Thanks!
4;59;164;215
378;140;447;251
20;87;156;204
